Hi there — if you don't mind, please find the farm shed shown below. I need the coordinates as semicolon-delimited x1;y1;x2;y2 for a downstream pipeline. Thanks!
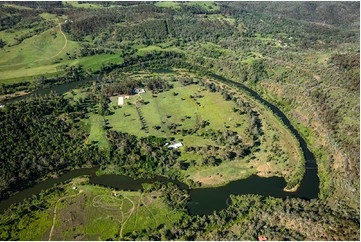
118;96;124;106
134;88;145;94
168;142;183;149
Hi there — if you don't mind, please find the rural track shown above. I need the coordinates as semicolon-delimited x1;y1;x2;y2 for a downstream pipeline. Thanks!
140;196;158;228
48;190;83;241
132;194;143;230
119;195;135;240
1;22;68;68
46;23;68;60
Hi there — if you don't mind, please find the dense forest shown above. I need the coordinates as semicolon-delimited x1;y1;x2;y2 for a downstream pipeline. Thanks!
0;93;106;198
0;1;359;240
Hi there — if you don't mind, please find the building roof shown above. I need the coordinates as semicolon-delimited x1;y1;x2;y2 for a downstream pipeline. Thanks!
167;142;183;149
118;96;124;106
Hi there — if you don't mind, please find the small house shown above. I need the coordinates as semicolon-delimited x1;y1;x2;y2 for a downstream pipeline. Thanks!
168;142;183;149
118;96;124;106
134;88;146;94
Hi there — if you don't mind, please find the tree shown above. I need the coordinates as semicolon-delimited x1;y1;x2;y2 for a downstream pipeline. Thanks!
0;39;6;48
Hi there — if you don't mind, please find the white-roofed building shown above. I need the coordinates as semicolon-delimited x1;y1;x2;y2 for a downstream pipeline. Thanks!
167;142;183;149
118;96;124;106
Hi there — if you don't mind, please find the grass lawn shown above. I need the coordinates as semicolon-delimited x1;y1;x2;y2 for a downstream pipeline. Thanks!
39;13;58;21
2;3;33;10
80;113;110;150
0;23;122;84
53;184;183;240
154;1;220;11
154;1;181;9
107;82;250;144
136;45;183;56
185;1;220;12
101;74;304;188
63;1;103;9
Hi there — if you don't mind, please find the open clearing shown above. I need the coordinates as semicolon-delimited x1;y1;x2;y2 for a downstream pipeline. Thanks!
8;180;183;241
75;71;304;188
0;24;123;84
49;185;182;241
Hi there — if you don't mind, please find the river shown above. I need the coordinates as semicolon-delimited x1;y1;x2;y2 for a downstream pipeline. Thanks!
0;76;97;105
0;72;319;215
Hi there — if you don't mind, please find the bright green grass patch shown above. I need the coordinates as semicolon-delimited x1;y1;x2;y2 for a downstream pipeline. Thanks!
68;53;123;71
14;210;53;240
185;1;220;11
39;13;58;21
204;14;236;25
108;96;144;136
0;26;77;82
154;1;220;11
49;184;183;240
0;28;35;46
0;46;121;84
136;45;183;56
2;180;183;240
63;1;103;9
0;28;68;67
63;88;88;103
81;113;110;150
107;83;249;142
154;1;181;9
254;33;273;41
0;26;123;83
184;158;256;184
2;3;33;10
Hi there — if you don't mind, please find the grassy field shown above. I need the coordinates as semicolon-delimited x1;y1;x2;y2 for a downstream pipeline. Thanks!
154;1;220;11
0;23;75;83
136;45;184;56
107;81;251;144
63;1;104;9
154;1;181;9
50;185;182;240
1;178;183;240
186;1;220;12
75;72;304;188
80;113;110;150
0;23;123;85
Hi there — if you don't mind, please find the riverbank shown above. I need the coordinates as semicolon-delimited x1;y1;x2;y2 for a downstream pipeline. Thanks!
283;184;300;192
0;90;30;102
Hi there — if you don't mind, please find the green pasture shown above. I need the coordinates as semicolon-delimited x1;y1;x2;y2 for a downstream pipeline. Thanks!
51;184;182;240
154;1;181;9
1;181;183;240
186;1;220;11
107;82;249;143
63;1;103;9
154;1;220;11
136;45;183;56
0;24;122;84
80;113;110;150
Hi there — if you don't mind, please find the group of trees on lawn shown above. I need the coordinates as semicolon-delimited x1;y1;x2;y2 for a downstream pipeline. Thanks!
102;77;171;96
